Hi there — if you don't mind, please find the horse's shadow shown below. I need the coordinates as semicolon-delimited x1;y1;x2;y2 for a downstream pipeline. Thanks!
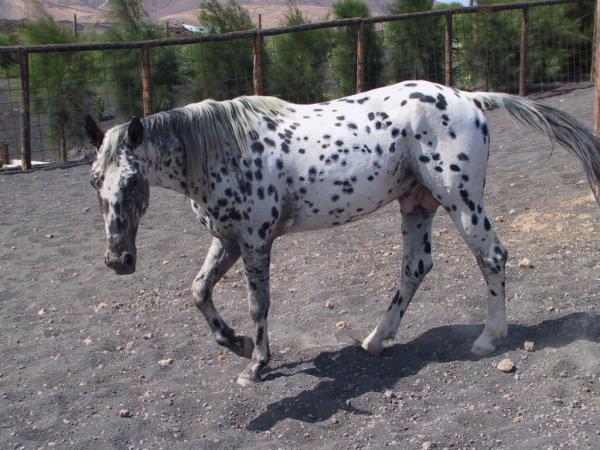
247;312;600;431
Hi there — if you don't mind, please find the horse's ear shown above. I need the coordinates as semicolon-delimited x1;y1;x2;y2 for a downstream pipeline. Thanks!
85;114;104;150
127;116;144;149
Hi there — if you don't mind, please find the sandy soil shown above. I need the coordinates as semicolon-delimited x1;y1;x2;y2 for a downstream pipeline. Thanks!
1;86;600;449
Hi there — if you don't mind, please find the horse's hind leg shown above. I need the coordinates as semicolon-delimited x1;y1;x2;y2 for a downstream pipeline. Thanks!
447;203;509;354
237;243;272;386
192;237;254;359
362;205;436;355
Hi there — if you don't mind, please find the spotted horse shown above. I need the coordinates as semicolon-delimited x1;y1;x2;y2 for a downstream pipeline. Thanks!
86;80;600;386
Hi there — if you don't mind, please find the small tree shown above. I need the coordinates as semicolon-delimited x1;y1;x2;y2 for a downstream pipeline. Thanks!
0;32;18;77
191;0;255;100
563;0;594;80
330;0;383;96
454;0;520;92
386;0;447;84
528;5;589;88
106;0;180;116
267;2;331;102
24;17;92;162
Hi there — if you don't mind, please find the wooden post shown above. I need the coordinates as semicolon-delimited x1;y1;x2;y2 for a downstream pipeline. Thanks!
73;13;77;37
0;142;8;166
253;34;263;96
356;21;366;94
444;12;453;87
594;0;600;134
141;45;152;116
519;7;529;97
253;15;263;96
18;49;31;171
252;14;263;96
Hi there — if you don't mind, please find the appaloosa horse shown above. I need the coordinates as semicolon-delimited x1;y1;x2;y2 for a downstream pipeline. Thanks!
86;80;600;385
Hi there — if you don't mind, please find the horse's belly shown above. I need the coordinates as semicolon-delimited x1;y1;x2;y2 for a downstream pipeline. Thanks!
285;163;415;233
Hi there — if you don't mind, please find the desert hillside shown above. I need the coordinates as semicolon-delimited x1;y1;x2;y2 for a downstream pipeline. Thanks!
1;0;390;28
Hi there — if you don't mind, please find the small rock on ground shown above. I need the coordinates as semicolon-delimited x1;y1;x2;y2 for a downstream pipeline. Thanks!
118;409;132;418
518;258;534;269
497;358;516;373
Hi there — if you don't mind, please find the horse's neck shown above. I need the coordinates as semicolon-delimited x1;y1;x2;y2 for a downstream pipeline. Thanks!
139;138;191;194
139;132;215;201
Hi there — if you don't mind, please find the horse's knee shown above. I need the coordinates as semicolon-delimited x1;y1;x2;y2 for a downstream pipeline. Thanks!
495;245;508;264
192;277;211;309
483;244;508;275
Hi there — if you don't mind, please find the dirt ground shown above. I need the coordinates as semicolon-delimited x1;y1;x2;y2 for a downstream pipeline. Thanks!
2;86;600;449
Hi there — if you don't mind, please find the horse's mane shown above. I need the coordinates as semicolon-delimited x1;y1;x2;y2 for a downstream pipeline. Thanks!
97;95;291;186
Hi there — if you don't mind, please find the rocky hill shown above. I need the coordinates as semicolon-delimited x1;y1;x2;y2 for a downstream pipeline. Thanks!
1;1;390;29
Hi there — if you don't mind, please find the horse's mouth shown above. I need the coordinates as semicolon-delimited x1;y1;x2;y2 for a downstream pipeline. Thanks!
111;265;136;275
105;251;136;275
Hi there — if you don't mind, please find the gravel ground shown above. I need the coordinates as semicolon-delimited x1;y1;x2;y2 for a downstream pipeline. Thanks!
1;86;600;449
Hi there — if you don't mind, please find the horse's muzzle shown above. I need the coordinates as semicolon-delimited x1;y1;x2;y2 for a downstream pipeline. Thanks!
105;250;136;275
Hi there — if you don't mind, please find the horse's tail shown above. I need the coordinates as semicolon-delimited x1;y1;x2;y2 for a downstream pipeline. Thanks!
465;91;600;203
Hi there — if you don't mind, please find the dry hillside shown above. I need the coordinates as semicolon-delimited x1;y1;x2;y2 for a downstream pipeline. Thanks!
1;0;390;28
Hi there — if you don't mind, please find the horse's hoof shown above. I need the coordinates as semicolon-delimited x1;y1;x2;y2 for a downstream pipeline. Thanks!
234;335;254;359
236;366;262;386
361;336;384;356
227;335;254;359
236;374;258;386
471;339;496;356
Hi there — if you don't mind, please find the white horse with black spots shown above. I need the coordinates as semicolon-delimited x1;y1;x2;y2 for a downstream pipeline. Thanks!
86;80;600;386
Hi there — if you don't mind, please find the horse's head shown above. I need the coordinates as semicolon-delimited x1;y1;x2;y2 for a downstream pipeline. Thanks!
86;115;149;275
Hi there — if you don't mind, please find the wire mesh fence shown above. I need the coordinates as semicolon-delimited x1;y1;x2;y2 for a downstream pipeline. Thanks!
0;0;593;168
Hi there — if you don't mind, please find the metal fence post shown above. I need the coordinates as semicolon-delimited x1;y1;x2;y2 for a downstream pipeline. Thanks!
356;21;366;94
18;49;31;171
445;12;453;87
141;45;152;116
519;7;529;97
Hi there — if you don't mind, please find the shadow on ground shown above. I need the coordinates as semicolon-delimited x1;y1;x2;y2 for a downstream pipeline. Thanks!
248;312;600;431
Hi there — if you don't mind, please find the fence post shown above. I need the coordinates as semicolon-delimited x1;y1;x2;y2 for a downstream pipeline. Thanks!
0;142;8;166
18;49;31;171
253;33;264;95
73;13;77;37
253;15;263;96
141;45;152;116
594;0;600;134
356;21;366;94
519;7;529;97
444;12;453;87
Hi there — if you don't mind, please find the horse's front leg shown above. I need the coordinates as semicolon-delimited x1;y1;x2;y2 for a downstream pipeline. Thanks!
192;237;254;359
237;243;272;386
